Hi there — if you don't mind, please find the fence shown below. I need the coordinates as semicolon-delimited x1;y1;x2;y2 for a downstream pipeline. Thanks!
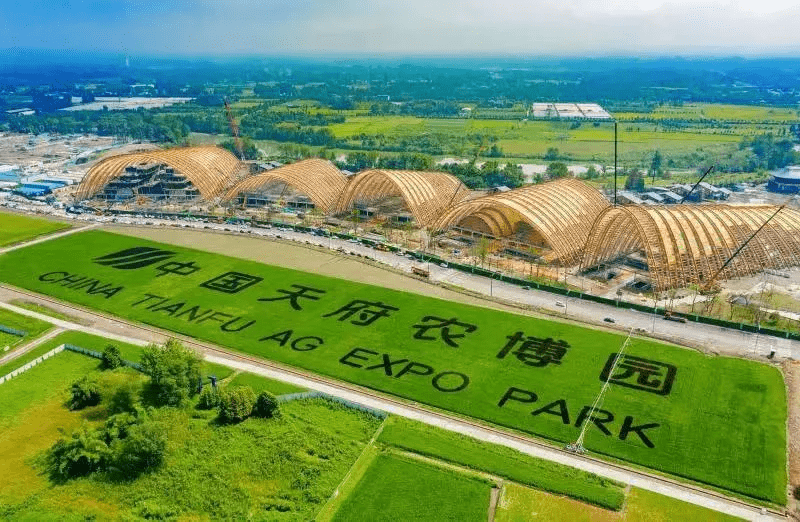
0;344;64;385
0;324;27;337
277;390;387;419
63;344;144;372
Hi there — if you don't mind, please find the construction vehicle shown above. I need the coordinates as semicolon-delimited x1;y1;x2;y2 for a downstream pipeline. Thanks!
411;266;430;278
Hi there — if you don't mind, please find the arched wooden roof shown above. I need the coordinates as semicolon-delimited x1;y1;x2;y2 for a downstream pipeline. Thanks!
581;204;800;291
334;169;470;227
432;178;610;264
76;146;241;201
222;159;347;213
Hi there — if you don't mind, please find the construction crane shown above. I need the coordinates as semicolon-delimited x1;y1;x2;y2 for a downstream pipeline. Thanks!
223;97;244;161
700;200;791;294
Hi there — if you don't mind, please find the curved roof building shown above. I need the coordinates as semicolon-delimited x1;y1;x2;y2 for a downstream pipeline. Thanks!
582;204;800;290
334;169;470;227
222;159;347;213
76;146;241;202
432;178;610;264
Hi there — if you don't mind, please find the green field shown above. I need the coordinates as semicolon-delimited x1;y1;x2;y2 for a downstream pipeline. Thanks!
495;483;742;522
0;211;70;247
0;349;384;520
227;370;306;395
331;453;492;522
0;229;787;503
0;306;52;353
377;417;625;510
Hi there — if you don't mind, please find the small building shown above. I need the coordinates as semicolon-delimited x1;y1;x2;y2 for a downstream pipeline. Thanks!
658;190;682;204
768;166;800;194
641;192;665;204
617;191;644;205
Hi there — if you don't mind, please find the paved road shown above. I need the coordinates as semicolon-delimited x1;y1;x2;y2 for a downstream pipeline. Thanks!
0;294;785;521
0;326;64;368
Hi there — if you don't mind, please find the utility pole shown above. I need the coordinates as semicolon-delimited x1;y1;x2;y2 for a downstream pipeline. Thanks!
567;328;634;454
613;121;618;206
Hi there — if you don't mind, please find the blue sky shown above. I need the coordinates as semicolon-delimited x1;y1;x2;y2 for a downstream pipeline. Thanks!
2;0;800;55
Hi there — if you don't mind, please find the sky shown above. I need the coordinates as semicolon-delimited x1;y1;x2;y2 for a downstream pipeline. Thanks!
2;0;800;56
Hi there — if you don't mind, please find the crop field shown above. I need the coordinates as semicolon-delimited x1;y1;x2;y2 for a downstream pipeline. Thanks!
377;416;625;510
494;483;742;522
0;346;384;520
331;453;492;522
0;210;70;247
0;229;787;503
0;306;52;353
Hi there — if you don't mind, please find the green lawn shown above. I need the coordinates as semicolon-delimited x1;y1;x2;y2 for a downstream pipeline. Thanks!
0;229;787;503
0;211;70;247
0;306;52;353
494;483;743;522
227;370;306;395
0;350;384;520
378;417;624;510
331;453;492;522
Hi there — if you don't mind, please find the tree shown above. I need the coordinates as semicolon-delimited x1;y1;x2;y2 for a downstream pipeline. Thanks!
69;376;101;410
47;424;110;480
544;147;560;161
198;385;221;409
545;162;569;179
253;391;281;418
140;339;202;407
101;344;123;370
624;168;645;192
110;421;167;477
108;383;139;415
218;386;257;423
650;150;663;181
585;165;599;179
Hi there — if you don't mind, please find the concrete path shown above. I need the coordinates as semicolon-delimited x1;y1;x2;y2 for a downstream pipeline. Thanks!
0;326;64;367
0;223;98;255
0;295;785;521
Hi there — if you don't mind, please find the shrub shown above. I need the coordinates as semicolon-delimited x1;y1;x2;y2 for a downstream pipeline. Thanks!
69;376;101;410
108;384;139;415
140;339;202;407
218;386;256;423
110;421;167;477
198;385;220;409
253;391;280;418
101;344;123;369
47;424;110;480
794;485;800;500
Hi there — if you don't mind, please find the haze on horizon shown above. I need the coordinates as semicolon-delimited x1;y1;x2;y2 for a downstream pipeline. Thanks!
2;0;800;57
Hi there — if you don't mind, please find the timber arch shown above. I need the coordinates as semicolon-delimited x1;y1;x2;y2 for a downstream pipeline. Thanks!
432;178;610;264
334;169;470;227
76;146;241;202
222;159;347;213
581;204;800;290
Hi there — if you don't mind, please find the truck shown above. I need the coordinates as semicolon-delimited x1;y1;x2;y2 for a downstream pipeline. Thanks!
663;311;687;323
411;266;430;278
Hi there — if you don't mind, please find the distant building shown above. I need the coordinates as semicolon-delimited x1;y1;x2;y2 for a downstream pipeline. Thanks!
768;166;800;194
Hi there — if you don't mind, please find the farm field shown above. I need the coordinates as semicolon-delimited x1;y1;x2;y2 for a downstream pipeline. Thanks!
0;210;70;247
377;416;625;510
0;229;787;503
0;306;52;353
0;346;384;520
494;483;742;522
330;453;493;522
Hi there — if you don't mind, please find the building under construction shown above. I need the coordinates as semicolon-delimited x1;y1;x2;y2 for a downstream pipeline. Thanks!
75;146;800;291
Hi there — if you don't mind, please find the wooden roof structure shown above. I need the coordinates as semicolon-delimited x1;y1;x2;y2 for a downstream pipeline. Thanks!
76;146;241;201
432;178;610;264
334;169;470;227
581;204;800;290
222;159;347;213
